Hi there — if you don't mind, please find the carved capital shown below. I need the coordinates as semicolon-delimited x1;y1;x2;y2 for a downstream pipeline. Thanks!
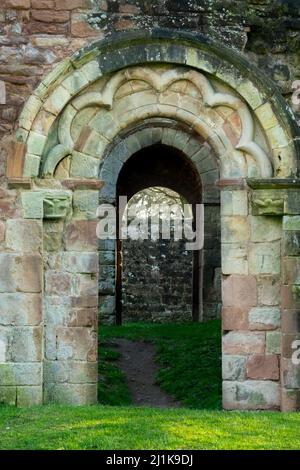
43;194;71;219
252;196;284;215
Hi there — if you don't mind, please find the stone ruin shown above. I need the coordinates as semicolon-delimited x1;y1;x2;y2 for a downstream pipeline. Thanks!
0;1;299;411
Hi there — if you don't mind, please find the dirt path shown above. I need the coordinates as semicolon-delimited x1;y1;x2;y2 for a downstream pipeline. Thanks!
114;338;181;408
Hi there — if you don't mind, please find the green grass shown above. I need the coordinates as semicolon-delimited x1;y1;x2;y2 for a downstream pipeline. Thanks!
1;320;299;450
99;320;222;409
0;405;299;450
98;342;132;406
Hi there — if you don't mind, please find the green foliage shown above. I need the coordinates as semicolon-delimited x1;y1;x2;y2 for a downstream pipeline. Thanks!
99;320;222;409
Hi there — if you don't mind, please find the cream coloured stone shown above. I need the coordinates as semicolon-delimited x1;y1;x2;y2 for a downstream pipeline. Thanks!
249;307;281;330
70;151;99;178
221;190;248;216
19;95;43;131
249;242;281;274
223;380;280;410
43;85;72;115
81;60;102;83
254;102;279;130
266;331;281;354
26;131;47;156
222;243;248;275
221;216;249;243
250;216;282;242
62;70;89;97
266;125;289;149
23;154;41;177
236;80;264;109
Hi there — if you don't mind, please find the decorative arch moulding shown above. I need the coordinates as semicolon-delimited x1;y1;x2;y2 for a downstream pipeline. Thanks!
14;29;299;182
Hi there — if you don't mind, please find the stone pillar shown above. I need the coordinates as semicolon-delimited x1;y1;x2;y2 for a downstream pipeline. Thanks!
0;207;43;405
281;192;300;411
43;187;99;405
221;179;281;410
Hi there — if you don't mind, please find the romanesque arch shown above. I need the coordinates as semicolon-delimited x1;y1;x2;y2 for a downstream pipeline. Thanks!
2;29;299;410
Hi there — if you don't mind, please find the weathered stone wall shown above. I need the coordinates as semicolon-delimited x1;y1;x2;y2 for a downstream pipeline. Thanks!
203;204;222;320
122;235;193;323
121;198;221;324
0;0;299;140
122;209;222;323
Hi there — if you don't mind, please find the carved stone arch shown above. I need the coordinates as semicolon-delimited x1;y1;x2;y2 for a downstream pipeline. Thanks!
3;29;299;410
17;29;299;180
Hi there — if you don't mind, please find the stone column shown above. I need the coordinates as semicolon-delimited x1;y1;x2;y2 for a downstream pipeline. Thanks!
221;179;281;410
0;195;43;405
281;190;300;411
42;187;99;405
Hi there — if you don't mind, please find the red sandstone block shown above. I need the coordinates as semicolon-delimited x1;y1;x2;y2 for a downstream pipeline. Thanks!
74;274;98;297
222;274;257;308
6;141;26;178
31;0;55;8
69;308;97;327
5;0;30;8
31;10;70;23
115;19;137;31
27;21;69;34
65;220;97;251
55;0;90;9
119;4;141;14
56;326;97;361
246;354;279;380
45;271;72;295
71;295;98;308
282;309;300;334
71;13;98;37
222;306;249;330
223;121;240;146
223;331;265;355
282;285;300;309
16;254;43;293
0;199;20;219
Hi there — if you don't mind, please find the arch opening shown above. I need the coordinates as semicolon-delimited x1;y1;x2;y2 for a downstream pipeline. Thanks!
103;143;221;326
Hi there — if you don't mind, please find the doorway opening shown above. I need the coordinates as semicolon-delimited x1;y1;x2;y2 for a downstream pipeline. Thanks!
115;143;205;326
98;141;222;408
120;186;194;324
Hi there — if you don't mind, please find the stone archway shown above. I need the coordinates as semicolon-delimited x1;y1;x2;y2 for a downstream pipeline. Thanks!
2;29;300;410
115;141;205;325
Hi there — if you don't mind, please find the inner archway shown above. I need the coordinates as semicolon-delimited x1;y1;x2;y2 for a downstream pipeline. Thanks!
116;143;202;326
